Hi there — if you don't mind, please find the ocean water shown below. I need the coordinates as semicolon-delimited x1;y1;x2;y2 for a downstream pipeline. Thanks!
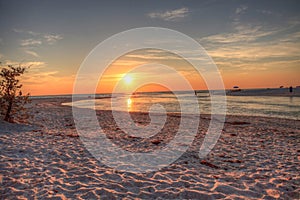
64;91;300;120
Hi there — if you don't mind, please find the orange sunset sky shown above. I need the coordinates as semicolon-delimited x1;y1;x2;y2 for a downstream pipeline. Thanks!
0;1;299;95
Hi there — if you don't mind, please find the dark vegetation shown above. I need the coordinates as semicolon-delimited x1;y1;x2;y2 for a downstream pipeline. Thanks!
0;64;30;123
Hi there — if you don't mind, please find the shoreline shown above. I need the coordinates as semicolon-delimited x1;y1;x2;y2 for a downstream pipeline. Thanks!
30;87;300;99
0;98;299;199
226;87;300;97
64;97;300;121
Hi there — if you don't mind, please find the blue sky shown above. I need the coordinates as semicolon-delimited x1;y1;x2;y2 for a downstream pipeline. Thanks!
0;0;299;94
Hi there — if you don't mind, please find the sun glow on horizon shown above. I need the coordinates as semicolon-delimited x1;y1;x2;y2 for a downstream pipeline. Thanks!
123;74;133;85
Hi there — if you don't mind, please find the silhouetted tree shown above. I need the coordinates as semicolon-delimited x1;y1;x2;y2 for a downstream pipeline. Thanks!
0;64;30;123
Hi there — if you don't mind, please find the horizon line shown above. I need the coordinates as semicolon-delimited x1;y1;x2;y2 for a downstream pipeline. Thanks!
29;86;297;97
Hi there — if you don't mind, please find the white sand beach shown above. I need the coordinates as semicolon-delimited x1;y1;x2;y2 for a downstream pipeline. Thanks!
0;98;299;199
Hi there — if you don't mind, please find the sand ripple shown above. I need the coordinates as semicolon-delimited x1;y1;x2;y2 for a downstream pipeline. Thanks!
0;98;299;199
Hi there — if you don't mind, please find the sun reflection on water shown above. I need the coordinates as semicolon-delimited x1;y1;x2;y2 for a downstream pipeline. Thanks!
127;98;132;110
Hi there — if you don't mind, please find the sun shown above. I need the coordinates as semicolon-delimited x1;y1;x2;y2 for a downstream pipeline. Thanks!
123;74;133;84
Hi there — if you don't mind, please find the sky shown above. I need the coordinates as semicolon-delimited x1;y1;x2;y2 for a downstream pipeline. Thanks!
0;0;299;95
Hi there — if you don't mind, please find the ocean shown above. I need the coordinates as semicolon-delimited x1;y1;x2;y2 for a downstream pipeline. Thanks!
60;90;300;120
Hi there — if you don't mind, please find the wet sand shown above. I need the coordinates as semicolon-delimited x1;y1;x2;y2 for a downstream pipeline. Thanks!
0;98;299;199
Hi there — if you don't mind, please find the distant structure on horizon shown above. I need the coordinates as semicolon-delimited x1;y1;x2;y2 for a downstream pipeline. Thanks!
231;86;241;92
227;86;241;94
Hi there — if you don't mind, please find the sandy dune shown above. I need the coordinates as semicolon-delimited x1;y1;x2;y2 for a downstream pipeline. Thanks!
0;98;299;199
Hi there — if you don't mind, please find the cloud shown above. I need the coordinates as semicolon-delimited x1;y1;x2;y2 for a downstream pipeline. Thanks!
2;60;46;68
27;31;40;36
14;29;63;46
278;31;300;43
25;50;39;57
20;34;62;46
13;28;25;33
21;70;59;85
44;34;63;44
235;5;248;15
198;9;300;75
147;7;190;21
112;59;146;67
199;20;300;60
13;29;40;36
123;49;207;61
14;29;63;57
202;35;300;74
232;5;248;24
257;9;272;15
21;39;42;46
1;60;60;85
200;24;278;44
24;61;46;68
124;52;182;61
207;41;300;60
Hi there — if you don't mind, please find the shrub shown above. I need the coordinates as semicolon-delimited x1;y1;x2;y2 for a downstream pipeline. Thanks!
0;64;31;123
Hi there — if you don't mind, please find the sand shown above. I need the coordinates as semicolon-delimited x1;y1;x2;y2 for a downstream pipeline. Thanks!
0;98;299;199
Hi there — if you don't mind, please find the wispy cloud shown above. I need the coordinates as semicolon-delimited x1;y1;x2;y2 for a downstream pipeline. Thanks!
147;7;190;21
14;29;63;46
200;24;277;44
124;51;182;61
201;33;300;74
2;60;46;68
206;40;300;61
27;30;40;36
278;31;300;42
13;29;63;58
44;34;63;44
198;6;300;75
232;5;248;25
24;50;39;57
13;28;27;34
257;9;272;15
235;5;248;15
13;29;40;36
21;39;42;46
112;59;146;67
1;60;63;87
21;70;60;86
